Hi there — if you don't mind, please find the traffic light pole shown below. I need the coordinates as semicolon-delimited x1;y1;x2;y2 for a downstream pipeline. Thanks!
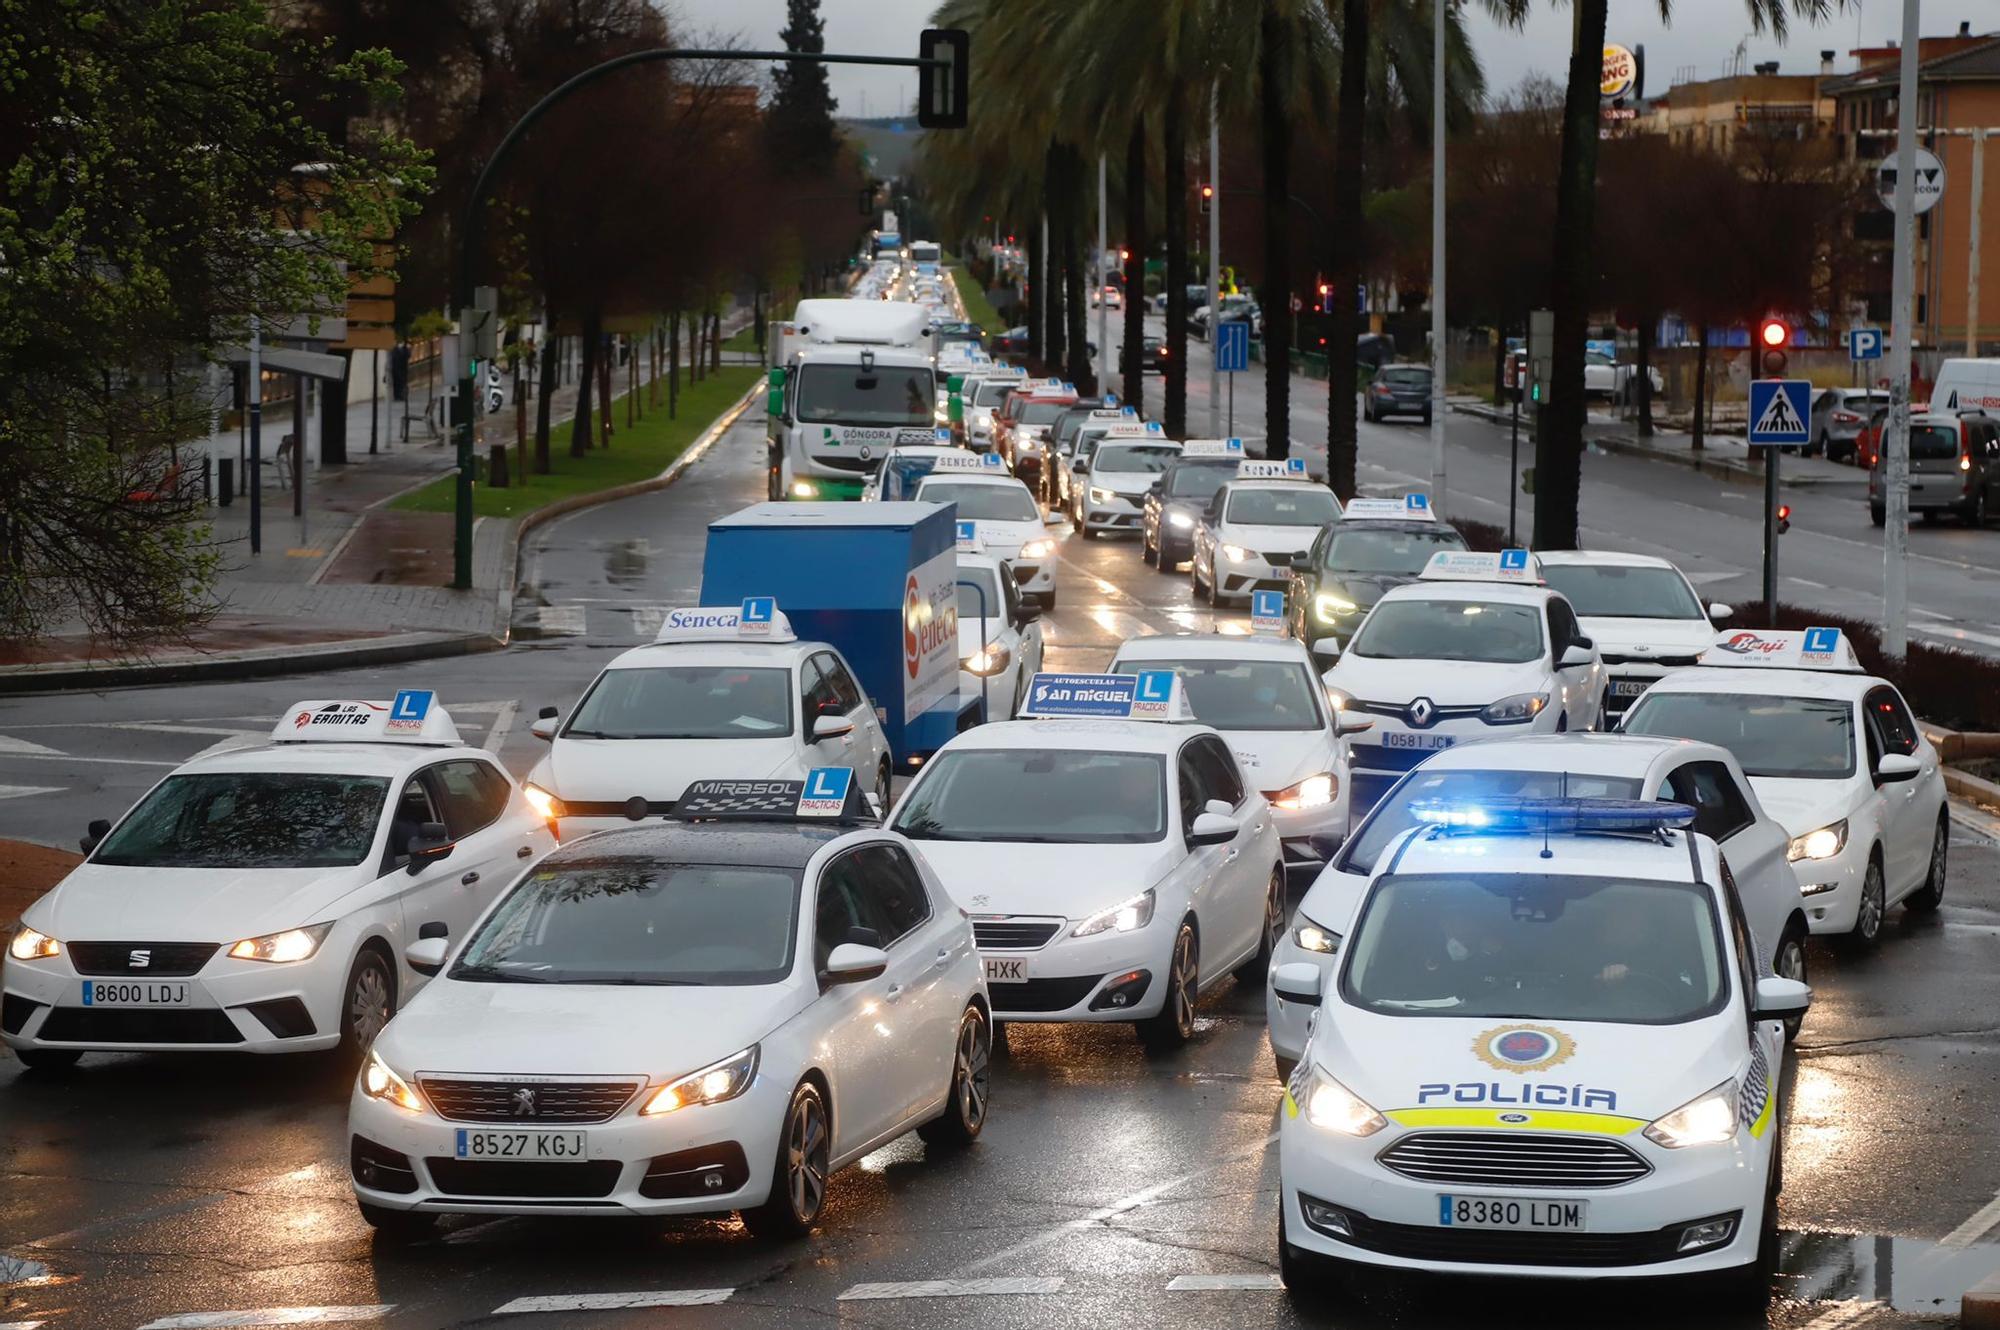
1762;446;1779;626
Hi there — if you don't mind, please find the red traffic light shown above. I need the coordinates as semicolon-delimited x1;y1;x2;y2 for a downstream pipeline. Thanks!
1200;184;1214;199
1759;318;1790;348
1776;503;1792;534
1317;282;1331;296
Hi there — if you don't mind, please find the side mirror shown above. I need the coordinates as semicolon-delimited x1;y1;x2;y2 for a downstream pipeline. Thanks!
81;817;112;855
1188;810;1240;847
1014;602;1042;625
823;942;889;985
1335;711;1375;735
1272;962;1323;1006
1311;638;1342;666
812;713;855;742
1875;752;1922;783
1559;643;1596;668
1044;511;1065;526
1708;602;1734;622
1306;831;1345;863
1752;975;1811;1022
405;821;454;874
406;935;448;978
530;716;559;741
418;921;449;941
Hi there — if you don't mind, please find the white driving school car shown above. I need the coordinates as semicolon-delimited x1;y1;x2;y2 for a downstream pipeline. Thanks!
1275;797;1808;1303
888;672;1284;1049
4;692;554;1068
525;601;892;838
955;549;1046;723
914;457;1063;603
349;772;990;1238
1190;459;1344;606
1535;550;1732;725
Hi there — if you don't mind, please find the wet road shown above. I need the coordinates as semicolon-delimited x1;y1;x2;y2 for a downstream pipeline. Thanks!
4;379;2000;1330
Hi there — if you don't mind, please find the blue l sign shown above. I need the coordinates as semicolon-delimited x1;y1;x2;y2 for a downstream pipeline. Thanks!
741;597;775;626
1136;671;1175;704
389;689;433;723
1216;321;1250;373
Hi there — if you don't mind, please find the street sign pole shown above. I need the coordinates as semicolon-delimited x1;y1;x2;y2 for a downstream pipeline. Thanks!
1428;0;1447;516
1748;377;1810;625
1097;152;1109;394
1207;83;1221;439
1883;0;1920;661
1763;446;1780;624
1508;387;1520;546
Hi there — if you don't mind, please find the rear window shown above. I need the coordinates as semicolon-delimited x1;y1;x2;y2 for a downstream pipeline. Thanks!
1910;425;1962;460
1382;368;1431;386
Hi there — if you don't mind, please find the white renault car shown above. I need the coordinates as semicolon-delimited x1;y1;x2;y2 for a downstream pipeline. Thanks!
525;602;892;839
1622;627;1948;949
4;692;553;1068
1266;733;1811;1077
955;550;1046;723
1323;551;1605;814
889;672;1284;1049
1275;797;1808;1305
349;773;989;1238
1110;632;1372;872
1076;432;1180;539
1536;551;1732;726
913;460;1063;605
1190;460;1344;606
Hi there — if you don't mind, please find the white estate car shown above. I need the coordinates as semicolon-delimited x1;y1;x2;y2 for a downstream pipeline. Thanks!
1323;551;1606;813
3;692;554;1068
914;461;1063;603
1622;627;1949;948
955;551;1046;723
349;773;989;1238
526;603;892;838
1266;734;1811;1076
1536;551;1733;725
1191;460;1344;606
1077;434;1181;539
1111;633;1372;872
1275;797;1808;1304
888;672;1284;1048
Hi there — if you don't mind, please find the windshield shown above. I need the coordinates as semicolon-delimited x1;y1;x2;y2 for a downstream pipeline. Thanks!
918;480;1039;522
1339;769;1644;876
452;860;800;986
1910;425;1961;461
1325;525;1466;575
956;568;1005;618
567;666;793;740
93;772;389;869
909;244;941;264
1342;873;1726;1024
1349;599;1544;664
1540;564;1703;620
796;364;934;427
1225;487;1342;526
1382;367;1431;387
1096;444;1179;474
1623;691;1856;779
894;749;1167;844
1016;400;1072;426
1167;465;1233;499
1111;657;1323;732
974;381;1015;407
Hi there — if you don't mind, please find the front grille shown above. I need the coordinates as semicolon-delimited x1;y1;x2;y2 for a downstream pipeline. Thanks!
36;1008;242;1044
424;1158;623;1199
988;974;1103;1013
1599;654;1700;668
1303;1197;1729;1268
419;1078;641;1124
1262;551;1306;566
973;918;1063;950
66;942;218;977
813;454;876;474
1347;700;1484;723
559;799;673;820
1377;1133;1652;1189
1348;742;1452;774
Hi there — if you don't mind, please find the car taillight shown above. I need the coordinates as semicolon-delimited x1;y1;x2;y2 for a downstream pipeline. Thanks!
1833;411;1860;424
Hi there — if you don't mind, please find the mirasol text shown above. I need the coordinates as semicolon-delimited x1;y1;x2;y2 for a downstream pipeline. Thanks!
1417;1082;1619;1111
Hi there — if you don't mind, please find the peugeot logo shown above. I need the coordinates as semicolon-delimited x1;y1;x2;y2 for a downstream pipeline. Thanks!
128;949;152;969
510;1087;538;1118
1407;697;1437;729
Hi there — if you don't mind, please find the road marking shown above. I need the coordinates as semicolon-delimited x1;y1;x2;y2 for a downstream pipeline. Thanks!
529;604;587;636
0;1321;46;1329
1940;1190;2000;1249
838;1278;1064;1301
138;1307;392;1329
1911;622;2000;651
629;605;667;638
0;736;64;757
484;700;519;754
494;1290;733;1313
1166;1273;1283;1291
0;784;63;802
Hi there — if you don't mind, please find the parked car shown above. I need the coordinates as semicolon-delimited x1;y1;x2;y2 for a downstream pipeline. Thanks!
1153;283;1210;316
1356;333;1396;377
1810;388;1891;463
1190;295;1261;341
991;326;1032;356
1582;349;1664;400
1361;364;1433;425
1870;410;2000;526
1120;333;1168;376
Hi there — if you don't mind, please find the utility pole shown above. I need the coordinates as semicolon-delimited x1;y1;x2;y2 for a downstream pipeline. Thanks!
1428;0;1448;514
1883;0;1919;662
1970;127;1987;357
1098;152;1110;393
248;311;262;555
1208;83;1222;438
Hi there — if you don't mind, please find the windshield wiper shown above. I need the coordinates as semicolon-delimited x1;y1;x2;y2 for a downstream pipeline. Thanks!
450;964;556;983
562;728;622;739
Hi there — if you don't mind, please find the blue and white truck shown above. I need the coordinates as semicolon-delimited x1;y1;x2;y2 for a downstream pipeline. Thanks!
765;299;940;503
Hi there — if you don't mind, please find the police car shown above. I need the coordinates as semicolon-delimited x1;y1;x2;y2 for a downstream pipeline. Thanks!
912;457;1063;605
3;693;553;1068
1111;628;1372;871
348;772;990;1237
955;548;1046;723
888;673;1284;1048
1275;797;1808;1302
525;602;893;838
1076;430;1181;539
1190;460;1344;605
1324;551;1606;812
1267;733;1813;1076
1622;628;1948;948
1537;551;1733;725
1283;495;1467;641
1141;440;1247;568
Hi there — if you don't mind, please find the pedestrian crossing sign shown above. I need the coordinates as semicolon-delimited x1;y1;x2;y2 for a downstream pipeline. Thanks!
1747;379;1810;446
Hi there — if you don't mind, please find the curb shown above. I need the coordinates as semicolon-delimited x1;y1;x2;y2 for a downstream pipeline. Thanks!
1447;402;1861;490
1966;1271;2000;1329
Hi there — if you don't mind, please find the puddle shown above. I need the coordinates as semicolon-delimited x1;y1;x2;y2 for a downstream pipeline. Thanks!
603;538;651;585
0;1254;54;1287
1778;1228;2000;1315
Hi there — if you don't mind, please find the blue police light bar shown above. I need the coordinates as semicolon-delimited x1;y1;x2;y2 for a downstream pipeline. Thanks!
1410;797;1696;835
673;769;875;825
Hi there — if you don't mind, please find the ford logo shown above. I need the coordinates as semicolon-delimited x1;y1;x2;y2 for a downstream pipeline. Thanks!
1498;1112;1531;1124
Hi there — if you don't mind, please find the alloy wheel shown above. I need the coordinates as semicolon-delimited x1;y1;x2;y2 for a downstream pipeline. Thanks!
955;1012;990;1131
784;1089;830;1223
348;958;393;1050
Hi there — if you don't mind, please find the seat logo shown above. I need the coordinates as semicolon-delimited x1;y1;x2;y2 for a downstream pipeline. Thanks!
510;1087;538;1118
128;949;151;969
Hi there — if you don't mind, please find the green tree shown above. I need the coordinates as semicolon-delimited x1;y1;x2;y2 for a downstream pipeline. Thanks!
767;0;840;175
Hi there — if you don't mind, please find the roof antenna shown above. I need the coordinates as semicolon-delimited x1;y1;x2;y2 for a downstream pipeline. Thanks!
1543;771;1568;859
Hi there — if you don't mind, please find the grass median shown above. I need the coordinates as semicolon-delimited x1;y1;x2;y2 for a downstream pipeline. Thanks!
392;365;761;520
950;263;1008;336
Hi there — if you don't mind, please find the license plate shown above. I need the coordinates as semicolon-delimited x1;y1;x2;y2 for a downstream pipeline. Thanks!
1610;680;1650;697
1439;1195;1587;1231
1383;732;1454;751
79;980;189;1007
983;957;1026;983
454;1129;589;1161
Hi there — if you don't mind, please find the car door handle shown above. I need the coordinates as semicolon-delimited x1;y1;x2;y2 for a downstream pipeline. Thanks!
517;845;534;859
935;947;952;970
885;983;905;1003
460;871;480;886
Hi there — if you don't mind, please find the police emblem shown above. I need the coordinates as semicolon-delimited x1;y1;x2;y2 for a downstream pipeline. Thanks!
1471;1024;1575;1074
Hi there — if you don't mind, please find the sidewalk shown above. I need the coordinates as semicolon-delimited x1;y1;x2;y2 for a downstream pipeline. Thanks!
0;314;754;692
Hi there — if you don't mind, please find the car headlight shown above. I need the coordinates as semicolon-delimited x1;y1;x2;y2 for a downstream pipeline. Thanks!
1480;692;1549;725
1643;1080;1739;1148
1787;819;1848;862
522;781;565;820
1167;511;1195;530
8;926;61;961
1314;592;1356;622
1221;543;1251;563
1019;538;1055;559
1089;486;1115;503
1292;917;1340;954
227;922;333;964
1071;889;1156;938
1270;773;1337;811
1293;1066;1387;1137
360;1050;425;1114
791;479;819;498
642;1045;760;1115
962;642;1013;677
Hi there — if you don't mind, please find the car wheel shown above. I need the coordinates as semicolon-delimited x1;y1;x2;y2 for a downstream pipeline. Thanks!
338;948;396;1062
358;1201;437;1241
1906;813;1948;913
1870;505;1887;527
1080;524;1098;541
1142;530;1159;566
1203;562;1223;607
11;1048;83;1072
744;1079;831;1239
1279;1210;1343;1302
918;1005;991;1148
1235;866;1285;984
1842;853;1887;950
1422;411;1433;427
1773;923;1809;1042
1966;489;1987;527
875;763;893;820
1137;922;1198;1050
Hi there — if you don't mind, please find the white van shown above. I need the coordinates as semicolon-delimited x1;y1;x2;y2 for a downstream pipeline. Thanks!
1930;358;2000;416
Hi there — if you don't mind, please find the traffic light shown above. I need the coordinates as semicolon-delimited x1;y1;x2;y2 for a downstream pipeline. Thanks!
1776;503;1791;535
1119;247;1130;262
1758;317;1790;376
1199;184;1214;214
1317;281;1332;314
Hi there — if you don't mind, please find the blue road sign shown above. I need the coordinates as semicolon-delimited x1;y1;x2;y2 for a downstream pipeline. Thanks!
1216;321;1250;374
1747;379;1811;446
1849;328;1883;361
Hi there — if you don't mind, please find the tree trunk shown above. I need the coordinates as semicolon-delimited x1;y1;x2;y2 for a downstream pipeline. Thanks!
535;331;556;474
1326;0;1368;501
1122;121;1148;408
515;353;528;483
710;312;722;372
1533;0;1610;551
753;290;767;365
669;311;681;417
1044;149;1067;373
1635;315;1655;437
1062;150;1092;390
1260;5;1293;460
571;312;597;458
598;332;614;445
1027;208;1045;363
1691;323;1710;451
1164;80;1190;438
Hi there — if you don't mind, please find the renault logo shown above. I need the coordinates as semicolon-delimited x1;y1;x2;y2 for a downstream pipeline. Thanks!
1407;697;1437;729
128;949;152;969
510;1087;538;1118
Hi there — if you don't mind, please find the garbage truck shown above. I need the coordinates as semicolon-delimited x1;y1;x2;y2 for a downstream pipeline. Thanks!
766;299;940;502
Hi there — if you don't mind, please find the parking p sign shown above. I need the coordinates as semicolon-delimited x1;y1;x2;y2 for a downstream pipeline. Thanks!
1848;328;1883;362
